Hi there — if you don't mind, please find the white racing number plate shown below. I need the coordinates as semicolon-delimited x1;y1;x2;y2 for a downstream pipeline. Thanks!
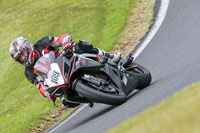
45;63;65;87
51;71;60;84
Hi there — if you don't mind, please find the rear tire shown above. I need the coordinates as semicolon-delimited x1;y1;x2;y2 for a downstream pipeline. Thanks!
75;80;127;105
126;63;151;90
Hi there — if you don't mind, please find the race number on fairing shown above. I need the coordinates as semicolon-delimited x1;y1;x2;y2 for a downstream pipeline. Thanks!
45;63;65;87
51;71;60;84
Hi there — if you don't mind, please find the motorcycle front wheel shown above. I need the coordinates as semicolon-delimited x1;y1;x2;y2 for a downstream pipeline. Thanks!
126;63;152;90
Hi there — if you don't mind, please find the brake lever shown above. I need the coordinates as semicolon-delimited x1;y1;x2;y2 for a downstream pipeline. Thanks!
59;43;75;57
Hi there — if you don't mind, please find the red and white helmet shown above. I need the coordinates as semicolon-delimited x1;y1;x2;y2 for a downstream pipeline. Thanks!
9;37;34;66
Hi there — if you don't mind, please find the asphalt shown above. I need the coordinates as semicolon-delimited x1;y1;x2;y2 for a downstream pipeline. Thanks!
49;0;200;132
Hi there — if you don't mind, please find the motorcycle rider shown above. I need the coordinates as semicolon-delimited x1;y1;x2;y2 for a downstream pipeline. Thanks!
9;34;121;106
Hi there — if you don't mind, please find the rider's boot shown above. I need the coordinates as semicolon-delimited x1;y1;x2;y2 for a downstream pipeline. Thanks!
110;52;121;63
97;48;121;63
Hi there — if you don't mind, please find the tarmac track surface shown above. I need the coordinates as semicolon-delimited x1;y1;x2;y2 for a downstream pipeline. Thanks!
49;0;200;132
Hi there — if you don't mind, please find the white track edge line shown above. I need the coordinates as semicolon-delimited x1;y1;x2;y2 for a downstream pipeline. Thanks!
133;0;170;59
48;104;88;133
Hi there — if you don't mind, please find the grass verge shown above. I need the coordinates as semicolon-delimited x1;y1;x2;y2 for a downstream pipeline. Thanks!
107;82;200;133
113;0;156;56
0;0;142;132
34;107;75;133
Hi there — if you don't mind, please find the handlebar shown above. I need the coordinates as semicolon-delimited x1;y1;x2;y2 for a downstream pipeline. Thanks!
60;43;75;57
51;41;75;57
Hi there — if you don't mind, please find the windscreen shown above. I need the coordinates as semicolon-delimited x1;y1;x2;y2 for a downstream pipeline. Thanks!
34;52;56;78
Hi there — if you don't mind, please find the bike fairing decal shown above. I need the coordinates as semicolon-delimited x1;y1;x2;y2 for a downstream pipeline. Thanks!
84;74;90;78
82;58;87;66
62;57;69;84
51;85;67;96
68;55;76;83
122;75;128;86
96;54;103;62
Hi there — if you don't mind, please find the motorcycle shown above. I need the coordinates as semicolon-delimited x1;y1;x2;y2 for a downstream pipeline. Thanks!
34;43;151;107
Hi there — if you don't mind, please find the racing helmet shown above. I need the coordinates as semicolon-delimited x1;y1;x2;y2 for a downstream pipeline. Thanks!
9;37;34;66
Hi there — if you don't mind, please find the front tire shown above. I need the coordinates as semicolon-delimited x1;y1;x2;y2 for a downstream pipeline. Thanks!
126;63;151;90
75;80;127;105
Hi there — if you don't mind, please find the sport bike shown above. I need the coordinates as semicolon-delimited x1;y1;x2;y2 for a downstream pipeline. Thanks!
34;43;151;107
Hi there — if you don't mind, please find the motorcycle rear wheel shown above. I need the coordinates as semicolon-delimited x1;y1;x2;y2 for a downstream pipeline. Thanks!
75;79;127;105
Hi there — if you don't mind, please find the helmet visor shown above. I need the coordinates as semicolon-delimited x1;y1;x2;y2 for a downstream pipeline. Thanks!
15;50;29;65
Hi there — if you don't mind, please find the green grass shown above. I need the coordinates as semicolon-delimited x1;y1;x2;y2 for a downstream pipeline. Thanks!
0;0;139;132
107;82;200;133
